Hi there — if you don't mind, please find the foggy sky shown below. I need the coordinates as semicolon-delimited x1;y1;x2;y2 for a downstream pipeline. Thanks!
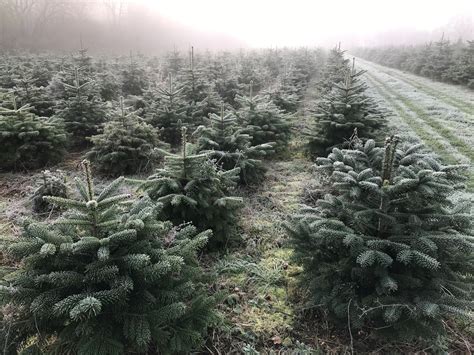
0;0;472;52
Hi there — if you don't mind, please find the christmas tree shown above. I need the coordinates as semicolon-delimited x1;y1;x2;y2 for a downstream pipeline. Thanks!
140;127;243;246
1;160;216;354
121;54;148;96
147;75;192;147
195;106;275;185
308;60;385;157
287;135;473;339
54;68;108;147
235;85;291;155
86;98;162;176
0;99;66;170
319;44;350;93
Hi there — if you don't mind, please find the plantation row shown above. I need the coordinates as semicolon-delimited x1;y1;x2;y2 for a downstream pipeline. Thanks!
0;46;472;354
353;38;474;88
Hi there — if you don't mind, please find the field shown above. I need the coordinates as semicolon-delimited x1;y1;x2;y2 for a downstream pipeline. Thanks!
0;48;473;354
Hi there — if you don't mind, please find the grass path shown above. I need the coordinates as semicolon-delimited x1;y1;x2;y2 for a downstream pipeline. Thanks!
356;58;474;116
207;80;319;353
357;59;474;190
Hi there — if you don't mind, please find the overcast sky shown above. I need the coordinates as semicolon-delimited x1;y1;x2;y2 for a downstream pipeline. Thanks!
136;0;473;46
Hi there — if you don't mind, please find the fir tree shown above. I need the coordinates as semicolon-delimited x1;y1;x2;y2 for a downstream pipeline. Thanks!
0;99;66;170
54;68;108;147
140;127;243;246
147;75;192;147
12;73;55;117
195;106;275;185
319;44;350;93
235;85;291;155
308;61;385;157
121;54;148;96
86;98;162;176
287;135;473;339
0;160;216;354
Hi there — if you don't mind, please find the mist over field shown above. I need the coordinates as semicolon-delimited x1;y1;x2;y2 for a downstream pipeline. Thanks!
0;0;472;52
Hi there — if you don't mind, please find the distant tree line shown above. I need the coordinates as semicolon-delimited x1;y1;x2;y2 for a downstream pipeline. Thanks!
354;38;474;89
0;0;243;52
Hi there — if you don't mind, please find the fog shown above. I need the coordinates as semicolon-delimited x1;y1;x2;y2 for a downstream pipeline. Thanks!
0;0;472;52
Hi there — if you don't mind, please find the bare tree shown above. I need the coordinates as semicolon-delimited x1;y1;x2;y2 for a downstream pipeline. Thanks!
103;0;126;27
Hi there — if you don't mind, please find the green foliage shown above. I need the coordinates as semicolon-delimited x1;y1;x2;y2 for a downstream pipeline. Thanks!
287;136;473;339
54;69;108;147
86;98;162;176
235;90;291;155
1;160;216;354
140;127;243;246
319;45;350;93
121;57;148;96
0;100;66;170
147;75;193;147
308;64;385;157
195;107;275;185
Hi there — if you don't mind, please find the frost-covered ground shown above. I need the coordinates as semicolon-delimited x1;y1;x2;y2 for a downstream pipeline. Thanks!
356;57;473;200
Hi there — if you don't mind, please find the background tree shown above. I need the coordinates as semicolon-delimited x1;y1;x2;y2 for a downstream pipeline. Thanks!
140;127;243;246
0;99;66;170
195;107;275;185
308;62;385;157
86;98;162;176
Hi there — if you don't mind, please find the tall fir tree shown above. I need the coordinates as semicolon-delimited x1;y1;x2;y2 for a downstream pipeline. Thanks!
287;135;473;339
1;160;216;354
308;60;385;157
195;106;275;185
140;127;243;246
319;44;350;93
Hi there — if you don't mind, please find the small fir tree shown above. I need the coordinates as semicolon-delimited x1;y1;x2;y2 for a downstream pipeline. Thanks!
309;61;385;157
140;127;243;246
287;135;473;339
0;160;216;354
147;75;192;147
0;99;66;170
319;44;350;93
195;106;275;185
86;98;162;176
235;85;291;155
54;68;108;147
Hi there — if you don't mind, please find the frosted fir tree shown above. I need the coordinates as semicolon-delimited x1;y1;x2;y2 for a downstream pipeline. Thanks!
308;61;385;157
121;54;148;96
140;127;243;246
12;73;55;117
319;44;350;93
54;68;108;147
287;135;473;339
235;83;291;155
86;98;162;176
0;99;66;170
195;106;275;185
147;75;193;147
0;160;216;354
